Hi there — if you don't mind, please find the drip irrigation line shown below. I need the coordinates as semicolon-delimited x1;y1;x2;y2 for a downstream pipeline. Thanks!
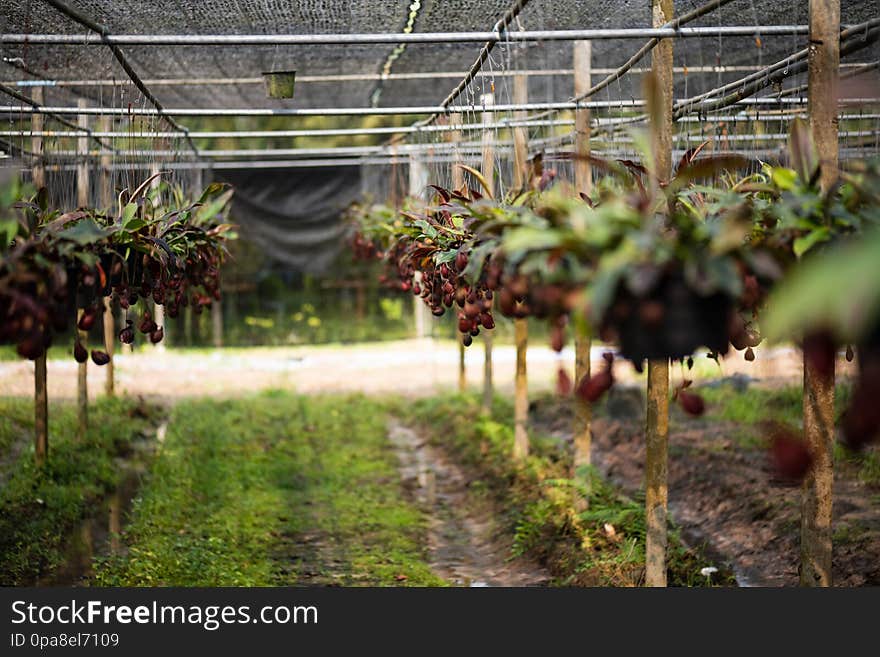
43;0;200;160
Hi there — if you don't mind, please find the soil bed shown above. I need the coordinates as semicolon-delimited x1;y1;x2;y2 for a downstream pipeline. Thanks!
530;389;880;586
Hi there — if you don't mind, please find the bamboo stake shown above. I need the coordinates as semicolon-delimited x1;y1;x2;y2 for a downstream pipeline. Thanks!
645;0;673;589
31;87;48;466
76;98;89;438
480;93;495;415
512;76;529;459
449;113;468;393
573;40;593;472
801;0;839;588
99;115;114;397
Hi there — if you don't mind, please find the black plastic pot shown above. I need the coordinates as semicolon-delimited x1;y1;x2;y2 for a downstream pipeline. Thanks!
602;271;733;364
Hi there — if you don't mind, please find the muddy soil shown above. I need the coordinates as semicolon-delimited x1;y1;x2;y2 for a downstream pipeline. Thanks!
530;396;880;587
38;421;167;586
388;420;550;587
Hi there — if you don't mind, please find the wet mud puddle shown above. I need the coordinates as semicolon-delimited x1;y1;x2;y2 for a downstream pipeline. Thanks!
38;421;167;586
388;420;549;587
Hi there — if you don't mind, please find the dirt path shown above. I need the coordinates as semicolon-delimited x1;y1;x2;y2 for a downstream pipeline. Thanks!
0;340;833;399
387;420;550;587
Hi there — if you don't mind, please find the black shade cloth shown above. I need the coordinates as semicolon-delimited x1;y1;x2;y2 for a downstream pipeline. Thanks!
215;166;361;274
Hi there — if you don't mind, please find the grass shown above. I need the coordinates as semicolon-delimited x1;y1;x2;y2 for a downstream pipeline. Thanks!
94;392;445;586
699;381;880;485
392;393;734;587
0;396;160;585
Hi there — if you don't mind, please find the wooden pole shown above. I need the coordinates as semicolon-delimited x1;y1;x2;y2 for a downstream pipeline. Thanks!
31;87;48;467
645;0;674;588
512;77;529;459
149;163;166;352
211;300;223;348
449;112;468;393
408;153;429;339
99;115;115;397
187;167;201;350
801;0;839;588
76;98;89;438
480;93;495;414
512;76;529;192
573;40;593;472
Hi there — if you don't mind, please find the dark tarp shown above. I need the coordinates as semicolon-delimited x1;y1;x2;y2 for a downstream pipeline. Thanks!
215;166;361;274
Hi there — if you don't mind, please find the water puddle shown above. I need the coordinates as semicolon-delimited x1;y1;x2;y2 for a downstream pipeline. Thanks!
387;420;549;587
37;421;167;586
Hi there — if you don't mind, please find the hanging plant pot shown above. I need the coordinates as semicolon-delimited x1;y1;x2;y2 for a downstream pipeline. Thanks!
262;70;297;99
601;271;733;364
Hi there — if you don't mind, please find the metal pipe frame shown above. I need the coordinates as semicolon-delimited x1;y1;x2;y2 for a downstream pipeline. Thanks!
3;96;872;118
3;111;877;140
0;119;576;139
0;26;815;46
31;130;880;160
7;146;876;173
5;62;874;89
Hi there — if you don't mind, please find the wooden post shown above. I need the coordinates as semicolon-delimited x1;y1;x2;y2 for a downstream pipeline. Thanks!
512;77;529;192
801;0;839;588
449;113;468;393
31;88;48;466
187;167;201;350
99;115;115;396
645;0;674;588
480;93;495;414
511;78;530;458
573;40;594;472
408;153;429;339
150;164;166;352
184;305;193;347
211;300;223;348
76;98;89;438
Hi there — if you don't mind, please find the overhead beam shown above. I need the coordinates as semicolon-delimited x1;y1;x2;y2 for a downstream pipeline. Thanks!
0;26;814;46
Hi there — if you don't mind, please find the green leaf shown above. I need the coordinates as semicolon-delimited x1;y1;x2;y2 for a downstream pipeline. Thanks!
763;230;880;342
501;227;562;257
792;227;830;258
770;167;798;191
55;218;115;246
435;250;458;265
121;202;138;226
0;219;19;247
413;219;438;240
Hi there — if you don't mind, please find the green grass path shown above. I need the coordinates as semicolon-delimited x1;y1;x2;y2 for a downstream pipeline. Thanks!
94;392;444;586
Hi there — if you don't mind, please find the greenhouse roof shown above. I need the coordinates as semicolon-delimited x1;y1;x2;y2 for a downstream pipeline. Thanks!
0;0;877;166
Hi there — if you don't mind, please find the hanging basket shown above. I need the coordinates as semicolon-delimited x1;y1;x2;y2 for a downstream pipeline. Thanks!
262;70;297;99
